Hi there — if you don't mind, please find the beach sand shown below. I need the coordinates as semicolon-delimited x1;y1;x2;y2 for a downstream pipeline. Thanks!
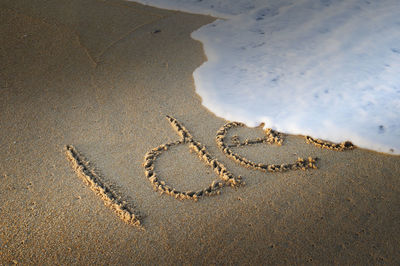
0;0;399;264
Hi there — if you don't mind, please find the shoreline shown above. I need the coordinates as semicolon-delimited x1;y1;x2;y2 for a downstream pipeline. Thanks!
0;0;399;264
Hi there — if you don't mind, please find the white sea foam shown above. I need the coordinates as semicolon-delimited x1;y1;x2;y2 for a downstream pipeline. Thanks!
132;0;400;154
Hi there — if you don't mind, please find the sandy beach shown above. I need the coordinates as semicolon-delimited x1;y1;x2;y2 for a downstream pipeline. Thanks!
1;0;399;264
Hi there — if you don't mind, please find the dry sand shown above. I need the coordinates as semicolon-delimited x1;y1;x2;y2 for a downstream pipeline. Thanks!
1;0;399;264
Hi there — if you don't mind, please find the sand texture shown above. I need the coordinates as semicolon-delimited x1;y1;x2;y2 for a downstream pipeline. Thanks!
1;0;399;264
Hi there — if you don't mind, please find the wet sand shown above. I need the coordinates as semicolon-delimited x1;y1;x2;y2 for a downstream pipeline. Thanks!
0;0;399;264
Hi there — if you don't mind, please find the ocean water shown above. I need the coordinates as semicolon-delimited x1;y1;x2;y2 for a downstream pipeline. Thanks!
132;0;400;154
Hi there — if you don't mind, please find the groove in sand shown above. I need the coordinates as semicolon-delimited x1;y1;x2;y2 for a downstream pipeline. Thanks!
65;145;142;228
216;121;354;172
216;122;317;172
142;115;243;201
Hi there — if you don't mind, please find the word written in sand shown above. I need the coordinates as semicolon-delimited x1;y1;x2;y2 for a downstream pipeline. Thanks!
143;116;354;201
65;145;142;228
65;116;354;227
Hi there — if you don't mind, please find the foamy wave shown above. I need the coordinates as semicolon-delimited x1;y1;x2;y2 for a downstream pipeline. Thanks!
132;0;400;154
